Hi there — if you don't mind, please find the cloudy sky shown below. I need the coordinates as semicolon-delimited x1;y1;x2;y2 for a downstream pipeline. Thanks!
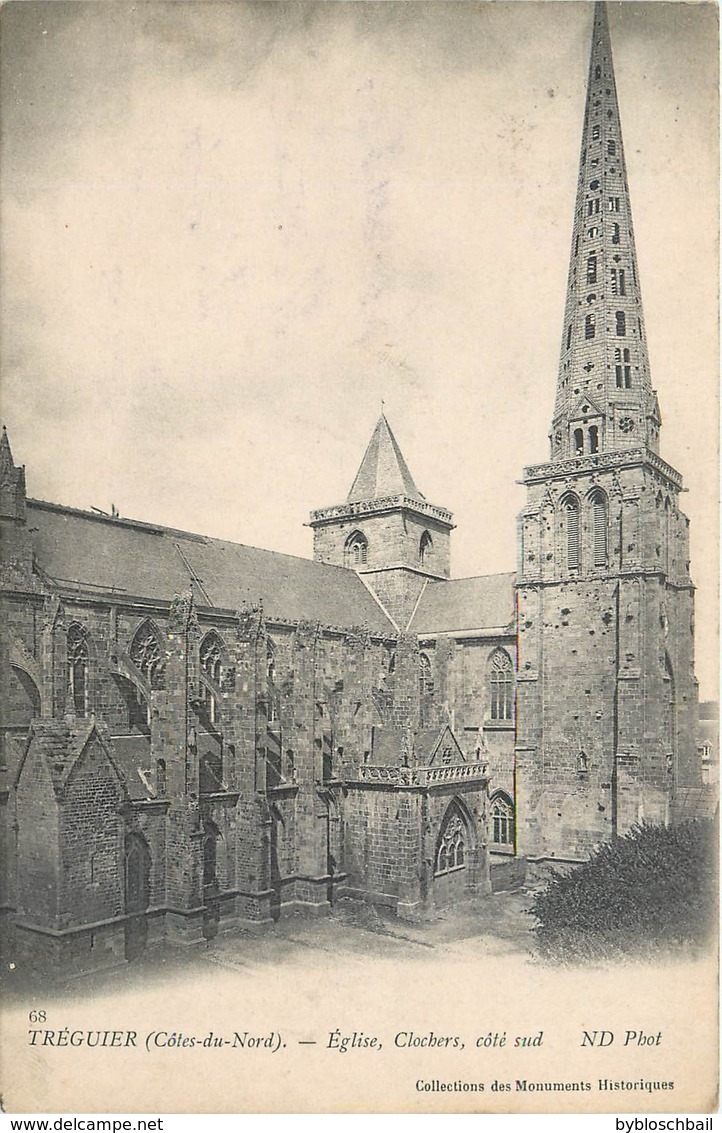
1;1;718;695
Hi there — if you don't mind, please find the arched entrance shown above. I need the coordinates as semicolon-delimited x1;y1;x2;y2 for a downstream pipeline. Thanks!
124;833;151;961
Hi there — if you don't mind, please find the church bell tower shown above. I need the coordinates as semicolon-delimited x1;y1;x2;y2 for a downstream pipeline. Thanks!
514;3;698;861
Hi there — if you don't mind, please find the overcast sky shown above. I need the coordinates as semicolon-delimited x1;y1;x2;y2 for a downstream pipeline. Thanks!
1;1;718;696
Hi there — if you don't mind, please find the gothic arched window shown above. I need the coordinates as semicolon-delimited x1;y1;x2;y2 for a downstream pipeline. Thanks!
419;653;434;698
488;649;514;722
67;624;89;717
490;792;515;846
345;531;368;568
419;530;433;567
563;495;581;571
589;489;608;568
200;632;223;724
130;622;165;690
266;638;279;724
435;808;467;876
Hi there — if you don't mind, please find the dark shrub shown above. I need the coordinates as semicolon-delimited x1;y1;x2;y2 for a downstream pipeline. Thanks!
529;820;718;964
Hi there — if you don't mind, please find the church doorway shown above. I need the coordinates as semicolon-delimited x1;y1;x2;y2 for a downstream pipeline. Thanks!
124;833;151;961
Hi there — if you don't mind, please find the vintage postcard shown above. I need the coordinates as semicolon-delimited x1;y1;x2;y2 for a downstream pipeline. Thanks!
0;0;718;1116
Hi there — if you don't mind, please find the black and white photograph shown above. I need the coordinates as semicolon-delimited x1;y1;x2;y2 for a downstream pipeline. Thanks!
0;0;718;1116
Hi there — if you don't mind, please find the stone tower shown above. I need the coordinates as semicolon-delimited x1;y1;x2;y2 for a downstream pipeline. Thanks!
515;2;698;862
309;414;454;627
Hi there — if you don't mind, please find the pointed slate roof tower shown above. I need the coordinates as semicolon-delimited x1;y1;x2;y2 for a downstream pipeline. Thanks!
551;1;661;461
347;415;425;504
309;416;453;626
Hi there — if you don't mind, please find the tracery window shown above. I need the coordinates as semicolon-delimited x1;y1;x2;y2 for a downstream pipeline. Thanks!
488;649;514;722
490;793;515;846
200;632;223;724
67;624;89;717
345;531;368;568
266;639;279;724
419;653;434;698
435;811;466;876
130;622;165;689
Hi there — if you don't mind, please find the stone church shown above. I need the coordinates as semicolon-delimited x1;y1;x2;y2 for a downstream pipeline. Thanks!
0;3;703;973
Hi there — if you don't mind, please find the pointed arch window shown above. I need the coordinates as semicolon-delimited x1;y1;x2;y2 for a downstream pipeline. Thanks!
266;638;279;725
345;531;368;568
200;632;223;725
589;489;608;568
419;530;433;567
488;649;514;722
490;792;515;847
130;622;165;689
564;495;581;571
67;624;89;717
419;653;434;699
435;809;467;876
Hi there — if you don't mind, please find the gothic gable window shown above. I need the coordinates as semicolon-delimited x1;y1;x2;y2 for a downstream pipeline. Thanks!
490;792;515;847
563;494;581;571
345;531;368;568
130;622;165;690
200;632;223;725
419;530;433;567
435;808;467;876
589;488;608;568
67;623;89;717
488;648;514;722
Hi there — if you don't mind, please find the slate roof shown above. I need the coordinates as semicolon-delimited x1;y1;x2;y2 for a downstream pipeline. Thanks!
347;415;425;504
26;500;395;634
410;572;516;635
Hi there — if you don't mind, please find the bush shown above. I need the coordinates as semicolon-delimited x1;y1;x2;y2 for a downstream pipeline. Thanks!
529;819;718;964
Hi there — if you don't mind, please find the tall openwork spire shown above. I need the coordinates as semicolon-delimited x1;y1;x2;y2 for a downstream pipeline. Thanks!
550;2;661;462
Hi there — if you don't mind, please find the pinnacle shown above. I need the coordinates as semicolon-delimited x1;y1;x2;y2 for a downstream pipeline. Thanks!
347;415;425;504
